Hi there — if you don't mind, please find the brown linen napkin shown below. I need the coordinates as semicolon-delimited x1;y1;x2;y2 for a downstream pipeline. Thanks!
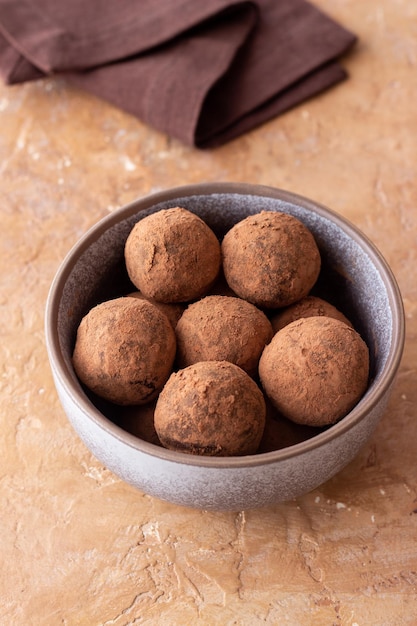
0;0;356;148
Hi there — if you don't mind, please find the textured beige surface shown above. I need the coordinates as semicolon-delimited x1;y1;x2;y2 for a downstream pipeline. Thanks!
1;1;417;624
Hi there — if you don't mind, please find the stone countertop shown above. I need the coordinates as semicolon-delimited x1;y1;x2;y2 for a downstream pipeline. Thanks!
1;1;416;624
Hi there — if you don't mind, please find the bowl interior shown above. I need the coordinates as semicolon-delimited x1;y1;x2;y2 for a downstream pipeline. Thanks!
52;185;403;457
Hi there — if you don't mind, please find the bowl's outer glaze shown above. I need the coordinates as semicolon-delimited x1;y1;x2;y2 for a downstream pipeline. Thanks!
46;183;405;510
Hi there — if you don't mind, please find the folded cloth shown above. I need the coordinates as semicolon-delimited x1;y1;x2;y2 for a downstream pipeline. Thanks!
0;0;356;148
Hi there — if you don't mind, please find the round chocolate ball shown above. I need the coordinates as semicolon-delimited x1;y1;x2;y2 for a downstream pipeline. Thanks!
175;295;273;376
221;211;321;308
154;361;266;456
271;295;352;333
259;316;369;426
72;297;176;405
124;207;221;303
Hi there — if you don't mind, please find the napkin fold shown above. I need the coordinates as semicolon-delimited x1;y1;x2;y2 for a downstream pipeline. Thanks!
0;0;356;147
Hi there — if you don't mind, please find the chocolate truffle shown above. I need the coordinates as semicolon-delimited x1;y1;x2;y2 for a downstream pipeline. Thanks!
271;295;352;333
175;295;273;377
154;361;266;456
72;297;176;405
259;316;369;426
222;211;321;308
125;290;184;328
124;207;221;303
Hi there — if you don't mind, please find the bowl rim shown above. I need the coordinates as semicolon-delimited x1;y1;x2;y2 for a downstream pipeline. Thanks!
45;182;405;469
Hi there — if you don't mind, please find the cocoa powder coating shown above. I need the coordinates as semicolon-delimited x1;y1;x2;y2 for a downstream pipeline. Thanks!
221;211;321;308
125;290;184;328
154;361;266;456
259;316;369;426
271;295;353;333
124;207;221;303
175;295;273;376
72;297;176;405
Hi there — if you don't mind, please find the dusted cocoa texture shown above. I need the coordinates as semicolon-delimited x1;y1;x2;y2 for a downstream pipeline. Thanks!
222;211;321;308
175;295;273;377
271;295;353;333
72;297;176;405
154;361;266;456
124;207;221;303
125;290;184;328
259;316;369;426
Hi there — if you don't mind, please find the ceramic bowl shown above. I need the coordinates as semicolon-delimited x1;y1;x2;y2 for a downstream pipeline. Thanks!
45;183;405;511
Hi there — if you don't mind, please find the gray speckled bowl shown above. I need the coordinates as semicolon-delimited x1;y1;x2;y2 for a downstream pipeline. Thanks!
45;183;405;511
